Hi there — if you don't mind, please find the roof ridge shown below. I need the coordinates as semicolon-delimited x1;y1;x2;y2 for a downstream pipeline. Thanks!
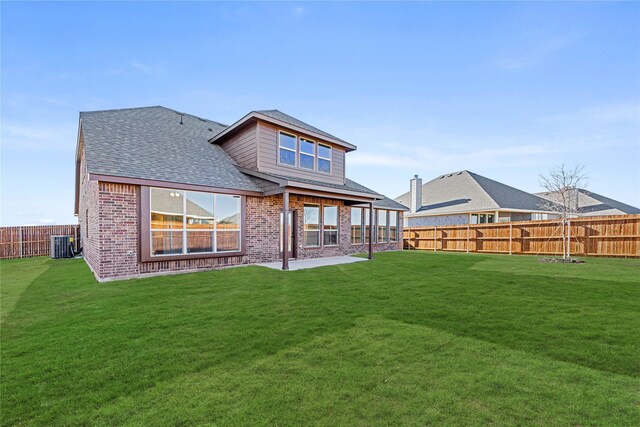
80;105;229;128
80;105;164;115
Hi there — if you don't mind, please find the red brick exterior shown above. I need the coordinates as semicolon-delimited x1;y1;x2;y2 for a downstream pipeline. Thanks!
79;178;403;281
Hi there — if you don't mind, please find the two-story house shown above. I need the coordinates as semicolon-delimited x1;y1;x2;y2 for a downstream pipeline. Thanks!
75;106;406;281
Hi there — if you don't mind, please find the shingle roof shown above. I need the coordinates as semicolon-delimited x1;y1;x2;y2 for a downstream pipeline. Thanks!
372;197;410;211
256;109;349;145
80;106;265;192
395;170;552;215
243;170;407;210
536;189;640;216
239;169;382;197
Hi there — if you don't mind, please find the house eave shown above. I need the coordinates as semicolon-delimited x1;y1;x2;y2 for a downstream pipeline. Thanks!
87;173;264;196
406;207;556;217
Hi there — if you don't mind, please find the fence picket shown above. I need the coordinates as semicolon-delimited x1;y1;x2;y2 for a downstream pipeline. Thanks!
403;215;640;258
0;224;80;259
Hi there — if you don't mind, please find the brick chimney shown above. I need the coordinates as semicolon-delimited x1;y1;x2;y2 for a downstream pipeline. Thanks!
410;174;422;213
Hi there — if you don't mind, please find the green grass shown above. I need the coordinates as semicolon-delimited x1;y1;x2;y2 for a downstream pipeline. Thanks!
1;252;639;425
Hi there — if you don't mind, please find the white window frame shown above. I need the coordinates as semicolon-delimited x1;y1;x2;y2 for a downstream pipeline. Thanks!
278;131;297;167
317;143;332;174
299;137;316;171
376;209;388;243
150;188;241;257
389;211;399;242
303;203;321;248
350;207;363;245
322;205;339;246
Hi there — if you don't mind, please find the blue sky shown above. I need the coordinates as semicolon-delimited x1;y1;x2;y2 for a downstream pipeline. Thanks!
1;1;639;226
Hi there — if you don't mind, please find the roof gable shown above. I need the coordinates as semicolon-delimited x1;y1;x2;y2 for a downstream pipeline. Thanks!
536;189;640;215
208;109;356;151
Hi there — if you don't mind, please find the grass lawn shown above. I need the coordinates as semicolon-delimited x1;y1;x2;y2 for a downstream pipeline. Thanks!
1;251;639;425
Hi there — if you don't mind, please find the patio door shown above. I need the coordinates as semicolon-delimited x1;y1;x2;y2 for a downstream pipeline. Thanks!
279;211;295;259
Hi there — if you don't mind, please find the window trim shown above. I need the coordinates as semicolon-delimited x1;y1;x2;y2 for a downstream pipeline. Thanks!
278;131;298;167
317;143;332;174
376;209;389;244
350;207;363;245
299;137;316;171
322;204;339;247
389;210;399;242
140;187;246;262
303;203;321;248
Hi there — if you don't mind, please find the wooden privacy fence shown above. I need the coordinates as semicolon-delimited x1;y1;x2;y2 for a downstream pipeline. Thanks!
403;215;640;258
0;225;80;259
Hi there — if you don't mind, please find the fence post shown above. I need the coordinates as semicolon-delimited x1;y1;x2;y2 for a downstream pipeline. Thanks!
433;226;437;252
567;219;571;259
509;223;512;255
466;225;470;253
19;226;23;258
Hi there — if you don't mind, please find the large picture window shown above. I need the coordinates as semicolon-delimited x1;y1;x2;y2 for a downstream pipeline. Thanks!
150;188;241;257
323;205;338;246
303;204;320;247
318;144;332;173
377;210;388;243
351;207;363;244
279;132;297;166
299;138;315;170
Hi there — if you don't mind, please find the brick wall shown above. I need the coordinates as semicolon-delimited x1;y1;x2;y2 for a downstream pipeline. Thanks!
97;183;139;278
78;150;100;276
82;182;403;281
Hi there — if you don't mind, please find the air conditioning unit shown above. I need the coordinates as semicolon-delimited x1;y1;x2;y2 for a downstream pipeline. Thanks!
50;235;74;259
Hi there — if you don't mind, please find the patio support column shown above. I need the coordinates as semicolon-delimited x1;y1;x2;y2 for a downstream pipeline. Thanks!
368;202;374;260
282;191;289;271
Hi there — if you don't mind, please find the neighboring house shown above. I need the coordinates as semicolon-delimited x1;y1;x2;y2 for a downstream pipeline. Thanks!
536;189;640;217
395;171;554;227
75;106;407;281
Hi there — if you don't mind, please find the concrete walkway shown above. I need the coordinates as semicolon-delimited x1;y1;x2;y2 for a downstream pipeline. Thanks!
258;255;367;271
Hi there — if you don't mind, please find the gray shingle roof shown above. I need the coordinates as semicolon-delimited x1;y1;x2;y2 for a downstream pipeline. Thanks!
395;170;552;215
372;197;410;211
245;170;407;210
239;169;381;196
536;189;640;216
256;110;350;145
80;106;264;192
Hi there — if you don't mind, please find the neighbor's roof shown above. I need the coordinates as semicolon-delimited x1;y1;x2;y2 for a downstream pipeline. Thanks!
208;109;356;151
536;189;640;216
395;170;553;215
79;106;265;192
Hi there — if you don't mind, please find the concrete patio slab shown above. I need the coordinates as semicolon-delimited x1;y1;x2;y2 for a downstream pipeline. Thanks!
258;255;367;271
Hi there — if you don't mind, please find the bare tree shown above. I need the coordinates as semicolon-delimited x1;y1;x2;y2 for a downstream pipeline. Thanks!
539;164;588;259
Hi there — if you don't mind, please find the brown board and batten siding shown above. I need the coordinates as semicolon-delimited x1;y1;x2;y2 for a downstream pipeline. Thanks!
219;123;258;170
256;121;346;185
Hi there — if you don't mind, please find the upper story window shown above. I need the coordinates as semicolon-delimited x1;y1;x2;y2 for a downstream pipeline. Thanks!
279;132;297;166
318;144;332;173
278;130;333;174
299;138;315;170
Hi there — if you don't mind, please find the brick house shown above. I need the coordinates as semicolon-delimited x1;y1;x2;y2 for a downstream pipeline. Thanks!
75;106;406;281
